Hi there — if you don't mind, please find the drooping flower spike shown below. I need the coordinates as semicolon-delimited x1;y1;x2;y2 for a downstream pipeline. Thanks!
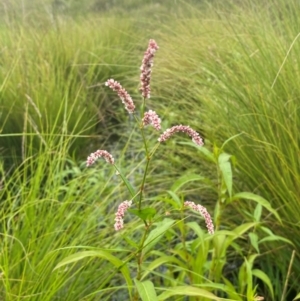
114;200;132;231
86;150;114;166
158;125;204;146
142;110;161;131
140;39;159;99
105;79;135;114
184;201;214;234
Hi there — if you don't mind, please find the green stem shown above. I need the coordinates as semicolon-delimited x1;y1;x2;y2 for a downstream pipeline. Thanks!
136;225;150;280
180;209;194;283
209;161;224;282
138;156;149;210
133;224;151;301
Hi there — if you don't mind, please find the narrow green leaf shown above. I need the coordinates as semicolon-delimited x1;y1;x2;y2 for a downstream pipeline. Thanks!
179;142;217;163
258;235;293;245
54;250;132;295
293;292;300;300
142;218;174;256
233;222;258;238
253;203;262;222
158;286;221;300
222;278;243;301
245;258;254;300
170;174;205;193
230;192;281;222
248;232;259;253
221;133;244;150
252;269;274;299
142;256;185;280
224;223;258;249
134;279;158;301
197;146;217;163
166;190;181;208
123;236;139;249
129;208;156;220
115;167;135;197
187;221;206;238
218;153;232;197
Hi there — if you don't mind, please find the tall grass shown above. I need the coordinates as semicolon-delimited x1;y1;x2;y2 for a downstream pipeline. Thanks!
0;139;128;300
153;0;300;293
0;15;143;163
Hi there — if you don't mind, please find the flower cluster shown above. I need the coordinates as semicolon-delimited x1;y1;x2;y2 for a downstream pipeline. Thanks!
184;201;214;234
105;79;135;113
114;200;132;231
86;150;114;166
88;39;208;232
158;125;204;146
140;39;159;99
142;110;161;131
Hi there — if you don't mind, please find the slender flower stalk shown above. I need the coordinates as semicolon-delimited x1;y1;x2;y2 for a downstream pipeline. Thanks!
105;79;135;113
142;110;161;131
114;200;132;231
158;125;204;146
86;150;114;166
184;201;214;234
140;39;159;99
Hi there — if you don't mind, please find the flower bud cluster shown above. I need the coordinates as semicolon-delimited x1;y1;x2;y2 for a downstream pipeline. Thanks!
142;110;161;131
86;150;114;166
184;201;214;234
114;200;132;231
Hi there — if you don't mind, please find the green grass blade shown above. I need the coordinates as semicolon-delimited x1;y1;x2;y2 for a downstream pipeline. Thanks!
134;279;158;301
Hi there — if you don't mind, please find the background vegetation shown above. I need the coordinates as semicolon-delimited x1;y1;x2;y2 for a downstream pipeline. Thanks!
0;0;299;300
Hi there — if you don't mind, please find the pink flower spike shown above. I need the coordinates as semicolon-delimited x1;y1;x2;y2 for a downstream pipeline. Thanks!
184;201;214;234
142;110;161;131
158;125;204;146
86;150;114;166
105;79;135;113
114;200;132;231
140;39;159;99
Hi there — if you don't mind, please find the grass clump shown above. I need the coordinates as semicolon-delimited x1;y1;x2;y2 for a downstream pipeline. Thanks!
152;0;300;295
0;16;142;162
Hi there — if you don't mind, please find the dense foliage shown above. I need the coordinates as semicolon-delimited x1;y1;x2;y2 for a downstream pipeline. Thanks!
0;0;299;300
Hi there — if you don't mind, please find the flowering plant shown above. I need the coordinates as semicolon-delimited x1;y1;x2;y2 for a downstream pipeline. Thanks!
87;39;212;235
55;39;286;301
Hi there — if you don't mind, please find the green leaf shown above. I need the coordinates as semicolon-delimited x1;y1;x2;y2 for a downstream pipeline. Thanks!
253;203;262;222
123;236;139;249
142;255;185;280
245;258;254;300
218;153;233;197
134;279;158;301
142;218;174;256
221;133;244;150
232;222;258;238
166;190;181;208
248;232;259;253
293;292;300;300
158;286;221;300
115;167;135;197
220;223;257;252
252;269;274;299
187;221;206;238
54;250;132;296
230;192;281;222
179;142;217;163
198;146;217;163
222;278;243;301
170;173;205;193
258;235;293;245
128;208;156;221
